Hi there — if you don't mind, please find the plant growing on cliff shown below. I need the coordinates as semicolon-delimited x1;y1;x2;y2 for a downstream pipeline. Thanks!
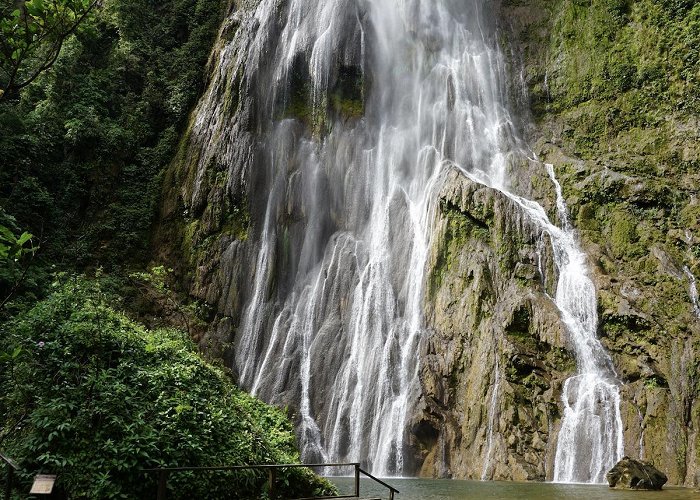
0;0;226;294
0;209;38;314
0;276;336;498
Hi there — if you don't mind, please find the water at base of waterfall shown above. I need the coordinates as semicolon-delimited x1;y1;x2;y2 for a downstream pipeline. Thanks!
330;478;695;500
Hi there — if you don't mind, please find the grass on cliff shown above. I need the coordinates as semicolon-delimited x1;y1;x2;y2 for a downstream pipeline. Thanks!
0;276;336;499
535;0;700;158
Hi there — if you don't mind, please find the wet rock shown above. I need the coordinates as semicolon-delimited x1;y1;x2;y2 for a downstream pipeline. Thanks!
606;456;668;490
416;169;574;481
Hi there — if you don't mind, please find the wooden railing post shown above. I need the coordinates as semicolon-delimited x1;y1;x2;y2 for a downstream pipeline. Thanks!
268;468;277;499
4;464;12;500
354;463;360;498
157;470;168;500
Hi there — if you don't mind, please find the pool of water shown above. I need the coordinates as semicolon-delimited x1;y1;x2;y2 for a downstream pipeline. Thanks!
329;478;699;499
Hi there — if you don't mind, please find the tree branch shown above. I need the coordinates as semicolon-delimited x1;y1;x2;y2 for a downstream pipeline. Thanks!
0;0;100;101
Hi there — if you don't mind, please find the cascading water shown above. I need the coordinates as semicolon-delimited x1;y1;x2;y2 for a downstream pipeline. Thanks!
545;165;625;483
684;231;700;319
186;0;624;480
453;162;625;483
481;355;501;481
684;267;700;319
218;0;522;476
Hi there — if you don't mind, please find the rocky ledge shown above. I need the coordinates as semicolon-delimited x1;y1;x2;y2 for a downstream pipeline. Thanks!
606;456;668;490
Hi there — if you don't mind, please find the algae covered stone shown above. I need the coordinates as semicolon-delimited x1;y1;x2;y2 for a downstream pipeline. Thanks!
606;456;668;490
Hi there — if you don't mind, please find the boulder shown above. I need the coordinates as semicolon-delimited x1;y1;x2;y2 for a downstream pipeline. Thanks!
606;456;668;490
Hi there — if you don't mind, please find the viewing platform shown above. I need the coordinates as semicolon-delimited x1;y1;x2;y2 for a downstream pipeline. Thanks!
142;462;399;500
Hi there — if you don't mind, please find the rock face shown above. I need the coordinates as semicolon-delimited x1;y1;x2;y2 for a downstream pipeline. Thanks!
606;457;668;490
496;0;700;486
412;168;573;481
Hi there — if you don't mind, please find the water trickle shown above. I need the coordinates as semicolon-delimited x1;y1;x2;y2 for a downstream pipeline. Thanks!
184;0;624;480
683;266;700;319
638;407;645;461
481;355;501;480
683;230;700;319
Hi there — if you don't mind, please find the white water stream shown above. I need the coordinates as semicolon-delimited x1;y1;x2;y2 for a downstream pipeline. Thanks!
481;355;501;481
455;162;625;483
684;266;700;319
188;0;624;481
684;231;700;319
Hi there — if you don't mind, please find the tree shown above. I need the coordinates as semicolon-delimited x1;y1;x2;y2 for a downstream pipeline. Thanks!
0;0;99;101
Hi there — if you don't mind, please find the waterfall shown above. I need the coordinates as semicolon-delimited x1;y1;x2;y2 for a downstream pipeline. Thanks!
211;0;521;476
684;231;700;319
185;0;624;479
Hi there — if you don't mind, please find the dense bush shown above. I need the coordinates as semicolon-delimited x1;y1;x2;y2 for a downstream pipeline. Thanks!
0;277;336;499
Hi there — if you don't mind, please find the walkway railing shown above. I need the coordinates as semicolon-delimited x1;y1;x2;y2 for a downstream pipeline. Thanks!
142;462;399;500
1;452;19;500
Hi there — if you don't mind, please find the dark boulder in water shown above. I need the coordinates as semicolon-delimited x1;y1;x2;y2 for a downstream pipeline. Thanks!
606;456;668;490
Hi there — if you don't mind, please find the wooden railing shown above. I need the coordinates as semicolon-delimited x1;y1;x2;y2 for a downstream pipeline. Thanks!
142;462;399;500
0;452;19;500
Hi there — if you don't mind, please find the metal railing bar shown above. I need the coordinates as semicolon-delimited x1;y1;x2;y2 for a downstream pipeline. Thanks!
291;496;358;500
142;462;360;473
1;452;19;500
358;468;400;494
143;462;400;499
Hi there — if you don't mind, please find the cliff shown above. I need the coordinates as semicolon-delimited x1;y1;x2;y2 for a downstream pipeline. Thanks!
158;0;700;485
497;0;700;484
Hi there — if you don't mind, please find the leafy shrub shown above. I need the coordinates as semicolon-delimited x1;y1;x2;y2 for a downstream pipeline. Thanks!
0;277;336;499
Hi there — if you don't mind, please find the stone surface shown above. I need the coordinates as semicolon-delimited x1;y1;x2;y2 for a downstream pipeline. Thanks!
606;456;668;490
412;168;573;481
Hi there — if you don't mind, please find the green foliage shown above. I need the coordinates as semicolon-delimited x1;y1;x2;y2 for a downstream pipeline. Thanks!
329;65;364;119
429;200;491;297
0;208;41;316
130;265;209;338
606;209;639;259
544;0;700;128
0;277;336;499
0;213;35;261
0;0;225;301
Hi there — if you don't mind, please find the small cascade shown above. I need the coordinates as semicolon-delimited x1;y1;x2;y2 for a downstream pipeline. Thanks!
638;407;645;461
684;230;700;319
546;165;624;483
451;163;625;484
683;266;700;319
